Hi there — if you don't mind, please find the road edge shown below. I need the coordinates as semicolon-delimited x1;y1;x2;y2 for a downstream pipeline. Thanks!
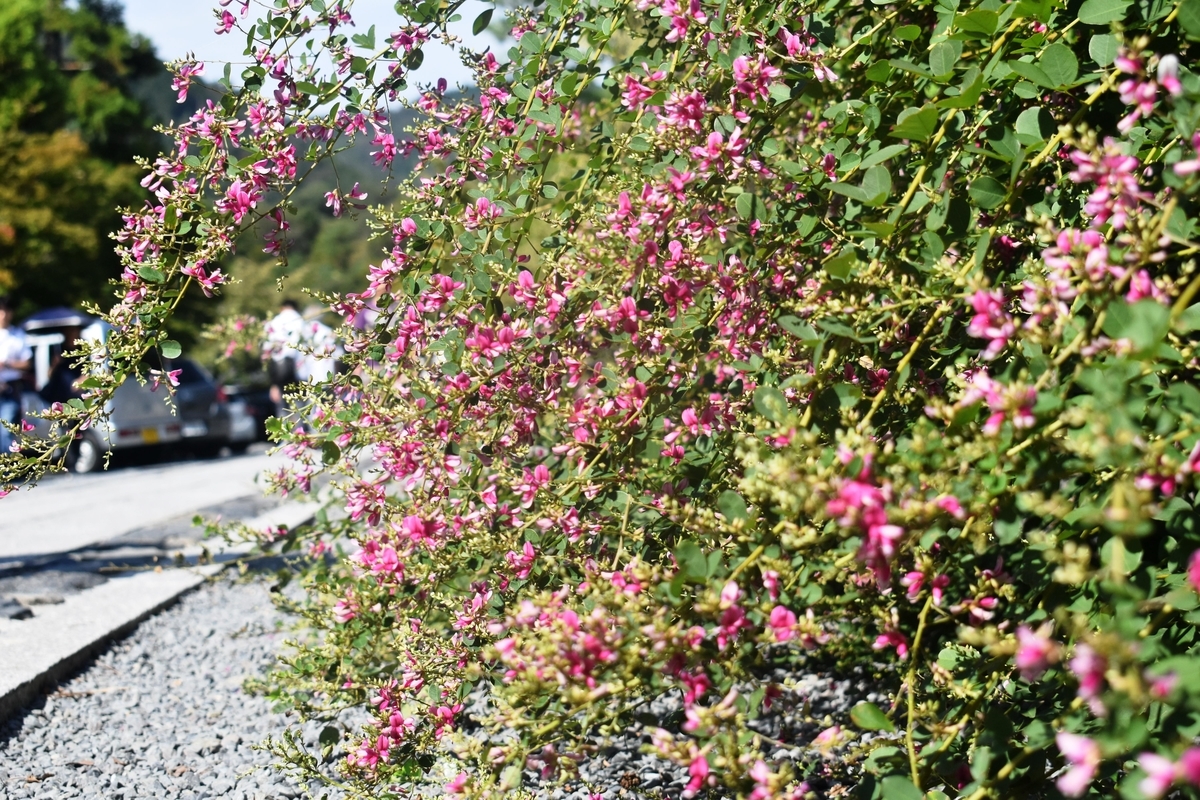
0;501;317;724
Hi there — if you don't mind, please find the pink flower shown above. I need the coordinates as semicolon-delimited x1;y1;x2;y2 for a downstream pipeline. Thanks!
873;629;909;659
1055;732;1100;797
1068;643;1107;715
622;75;656;109
215;9;235;34
1014;624;1059;681
1138;752;1178;799
966;289;1015;360
682;753;710;798
768;606;797;642
1146;670;1178;700
445;772;470;795
215;180;259;223
762;569;780;601
1158;54;1183;96
1174;133;1200;176
1187;549;1200;593
1179;748;1200;785
935;495;966;519
1068;138;1149;230
171;60;204;103
463;196;503;230
371;132;397;167
730;54;782;102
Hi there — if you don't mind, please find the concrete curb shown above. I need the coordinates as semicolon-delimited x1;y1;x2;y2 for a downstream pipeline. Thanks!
0;500;318;723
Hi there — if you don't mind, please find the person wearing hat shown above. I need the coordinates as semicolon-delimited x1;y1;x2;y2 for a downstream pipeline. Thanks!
0;298;32;454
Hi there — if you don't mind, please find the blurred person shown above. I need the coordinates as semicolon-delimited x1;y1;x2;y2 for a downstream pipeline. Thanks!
297;304;343;384
263;299;303;413
39;325;85;406
0;298;32;453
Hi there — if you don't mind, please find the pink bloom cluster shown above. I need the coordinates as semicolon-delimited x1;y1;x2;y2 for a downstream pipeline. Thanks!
943;368;1035;436
1115;50;1181;133
1014;623;1059;681
965;289;1015;360
171;59;204;104
826;456;904;590
494;597;623;690
1068;138;1150;230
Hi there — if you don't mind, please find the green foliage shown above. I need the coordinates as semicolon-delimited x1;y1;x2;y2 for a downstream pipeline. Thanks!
0;0;166;318
12;0;1200;799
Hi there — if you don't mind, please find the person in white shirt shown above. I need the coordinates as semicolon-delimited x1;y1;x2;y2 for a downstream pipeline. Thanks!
296;305;343;384
0;299;32;454
263;301;343;422
263;299;304;412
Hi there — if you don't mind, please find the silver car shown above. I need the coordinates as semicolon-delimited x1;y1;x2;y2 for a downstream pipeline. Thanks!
22;310;238;472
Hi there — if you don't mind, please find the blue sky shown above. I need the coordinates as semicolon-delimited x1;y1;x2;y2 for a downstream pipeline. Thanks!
120;0;501;96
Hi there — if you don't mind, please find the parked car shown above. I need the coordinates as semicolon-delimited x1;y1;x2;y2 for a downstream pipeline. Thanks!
21;310;249;471
221;382;275;444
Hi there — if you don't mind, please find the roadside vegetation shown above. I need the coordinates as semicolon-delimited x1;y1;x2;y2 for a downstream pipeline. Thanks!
8;0;1200;799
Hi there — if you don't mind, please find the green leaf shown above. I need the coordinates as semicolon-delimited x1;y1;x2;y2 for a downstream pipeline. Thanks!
827;251;858;281
890;105;939;142
717;490;749;521
1007;59;1055;88
859;165;892;206
938;71;985;108
1077;0;1132;24
674;541;709;581
138;266;166;283
1040;42;1079;87
1176;304;1200;334
778;315;818;340
160;340;182;359
850;702;896;732
1103;299;1171;352
319;726;340;748
969;176;1006;209
929;41;959;76
1089;33;1119;66
736;192;767;221
865;61;893;82
879;776;923;800
472;7;493;35
957;9;999;35
858;144;909;171
768;82;792;105
1182;0;1200;38
1015;106;1054;144
753;385;790;422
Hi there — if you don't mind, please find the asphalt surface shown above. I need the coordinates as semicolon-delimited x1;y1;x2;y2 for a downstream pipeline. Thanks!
0;447;285;565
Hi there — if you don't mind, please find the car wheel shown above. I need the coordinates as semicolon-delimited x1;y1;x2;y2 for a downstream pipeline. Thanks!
70;434;106;474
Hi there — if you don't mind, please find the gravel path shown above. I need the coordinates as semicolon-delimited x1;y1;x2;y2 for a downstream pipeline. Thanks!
0;572;861;800
0;576;321;800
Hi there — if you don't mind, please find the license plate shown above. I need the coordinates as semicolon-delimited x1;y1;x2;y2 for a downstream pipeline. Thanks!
142;427;160;444
182;421;208;438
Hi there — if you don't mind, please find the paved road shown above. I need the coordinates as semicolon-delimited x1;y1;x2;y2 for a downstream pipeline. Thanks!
0;450;284;562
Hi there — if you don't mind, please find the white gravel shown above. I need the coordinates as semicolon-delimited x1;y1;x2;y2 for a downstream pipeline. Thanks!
0;577;320;800
0;573;861;800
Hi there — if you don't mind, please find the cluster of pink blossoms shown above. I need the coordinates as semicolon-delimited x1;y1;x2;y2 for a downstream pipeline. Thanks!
965;288;1015;360
494;597;623;691
825;455;904;590
1115;50;1182;133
